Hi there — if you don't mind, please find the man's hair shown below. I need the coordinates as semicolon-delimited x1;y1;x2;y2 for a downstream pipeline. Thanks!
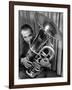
21;24;33;34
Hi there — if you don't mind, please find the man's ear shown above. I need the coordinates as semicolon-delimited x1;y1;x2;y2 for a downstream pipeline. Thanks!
21;30;23;36
20;31;24;39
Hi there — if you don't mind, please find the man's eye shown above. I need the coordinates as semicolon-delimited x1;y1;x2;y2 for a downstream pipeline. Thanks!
29;35;32;37
23;37;26;38
28;36;32;38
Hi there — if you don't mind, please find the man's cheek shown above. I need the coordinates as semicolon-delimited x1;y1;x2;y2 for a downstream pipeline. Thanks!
28;37;32;40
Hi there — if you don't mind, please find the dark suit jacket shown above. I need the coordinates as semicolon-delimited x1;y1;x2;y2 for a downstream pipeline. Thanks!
19;35;35;71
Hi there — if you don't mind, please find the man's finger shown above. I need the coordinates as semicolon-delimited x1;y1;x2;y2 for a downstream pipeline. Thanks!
26;63;32;68
27;61;32;65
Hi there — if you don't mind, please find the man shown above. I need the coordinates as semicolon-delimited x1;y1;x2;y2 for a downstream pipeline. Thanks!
20;24;49;78
19;24;34;79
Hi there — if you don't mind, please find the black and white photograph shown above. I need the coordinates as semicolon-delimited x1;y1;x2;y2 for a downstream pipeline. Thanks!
19;10;63;79
9;1;70;88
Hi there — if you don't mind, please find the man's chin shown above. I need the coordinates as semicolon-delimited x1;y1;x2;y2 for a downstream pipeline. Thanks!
25;40;29;43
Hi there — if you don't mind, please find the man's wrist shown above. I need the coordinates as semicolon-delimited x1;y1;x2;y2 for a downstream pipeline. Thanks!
21;58;26;63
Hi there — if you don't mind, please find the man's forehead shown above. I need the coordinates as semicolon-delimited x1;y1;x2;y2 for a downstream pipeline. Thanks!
21;30;31;37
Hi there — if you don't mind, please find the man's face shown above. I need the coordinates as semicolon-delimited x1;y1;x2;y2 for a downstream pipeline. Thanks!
21;29;32;43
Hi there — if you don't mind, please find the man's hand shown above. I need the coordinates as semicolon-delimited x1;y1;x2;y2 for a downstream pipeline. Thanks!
21;57;32;68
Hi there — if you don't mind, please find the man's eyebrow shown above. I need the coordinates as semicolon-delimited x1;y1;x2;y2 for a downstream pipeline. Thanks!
23;34;32;38
23;36;27;38
28;34;32;36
